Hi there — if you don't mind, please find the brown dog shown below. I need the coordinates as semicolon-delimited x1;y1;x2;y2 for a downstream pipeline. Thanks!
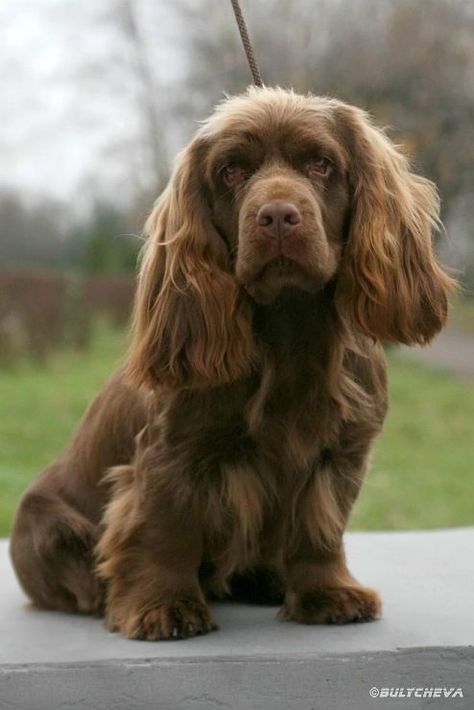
10;88;455;640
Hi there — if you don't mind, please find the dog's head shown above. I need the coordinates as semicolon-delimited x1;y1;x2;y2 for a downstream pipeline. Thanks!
128;87;456;389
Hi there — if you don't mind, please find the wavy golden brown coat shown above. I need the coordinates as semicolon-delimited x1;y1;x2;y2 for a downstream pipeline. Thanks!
10;88;455;639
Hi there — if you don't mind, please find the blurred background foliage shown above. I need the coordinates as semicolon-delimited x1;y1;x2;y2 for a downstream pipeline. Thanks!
0;0;473;533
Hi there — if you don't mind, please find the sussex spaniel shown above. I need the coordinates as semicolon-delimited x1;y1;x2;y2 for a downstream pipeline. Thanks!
10;88;455;640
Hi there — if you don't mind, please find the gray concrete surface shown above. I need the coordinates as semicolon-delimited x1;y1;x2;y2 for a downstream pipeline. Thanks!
1;529;473;709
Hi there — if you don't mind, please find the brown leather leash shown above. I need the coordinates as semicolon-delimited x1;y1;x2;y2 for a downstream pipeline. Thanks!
229;0;263;87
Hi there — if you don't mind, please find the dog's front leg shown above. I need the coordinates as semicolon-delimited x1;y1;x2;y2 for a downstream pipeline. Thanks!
280;456;381;625
96;436;217;641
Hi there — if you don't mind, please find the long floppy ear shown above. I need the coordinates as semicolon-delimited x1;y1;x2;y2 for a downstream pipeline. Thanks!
127;138;255;390
334;105;457;345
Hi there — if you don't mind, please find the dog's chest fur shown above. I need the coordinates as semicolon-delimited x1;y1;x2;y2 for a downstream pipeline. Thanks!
146;292;351;593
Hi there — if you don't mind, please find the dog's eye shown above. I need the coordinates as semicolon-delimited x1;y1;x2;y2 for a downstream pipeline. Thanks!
305;156;332;178
221;162;248;188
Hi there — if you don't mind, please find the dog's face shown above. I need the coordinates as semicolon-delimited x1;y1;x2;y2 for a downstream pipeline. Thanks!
128;88;455;390
204;105;351;302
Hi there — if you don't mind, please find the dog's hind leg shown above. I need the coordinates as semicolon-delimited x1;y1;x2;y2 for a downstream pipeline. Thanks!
10;488;103;615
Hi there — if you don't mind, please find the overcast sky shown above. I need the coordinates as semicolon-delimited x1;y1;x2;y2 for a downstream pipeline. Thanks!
0;0;184;204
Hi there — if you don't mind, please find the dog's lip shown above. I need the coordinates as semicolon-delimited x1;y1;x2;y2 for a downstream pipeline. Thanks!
238;256;324;304
260;256;302;277
238;255;309;288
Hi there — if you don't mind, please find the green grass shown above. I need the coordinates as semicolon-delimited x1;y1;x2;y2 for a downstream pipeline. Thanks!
351;353;474;530
0;329;473;535
0;326;125;535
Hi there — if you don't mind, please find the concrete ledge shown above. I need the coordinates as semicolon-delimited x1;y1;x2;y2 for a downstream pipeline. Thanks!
1;530;473;709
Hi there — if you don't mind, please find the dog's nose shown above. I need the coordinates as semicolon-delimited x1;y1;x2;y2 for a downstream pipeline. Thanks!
256;201;302;238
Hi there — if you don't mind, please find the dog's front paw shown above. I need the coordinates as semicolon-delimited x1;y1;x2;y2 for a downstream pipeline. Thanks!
279;585;381;625
108;597;218;641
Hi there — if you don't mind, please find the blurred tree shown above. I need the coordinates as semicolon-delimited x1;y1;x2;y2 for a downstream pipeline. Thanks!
79;203;140;274
0;189;141;274
0;189;70;268
113;0;169;188
69;0;173;200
